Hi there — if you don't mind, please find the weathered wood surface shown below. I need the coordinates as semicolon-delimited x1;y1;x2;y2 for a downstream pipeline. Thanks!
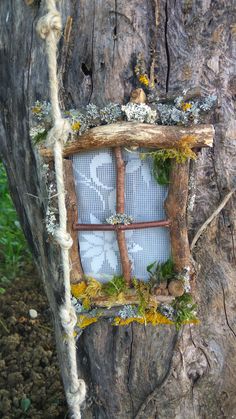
92;292;174;308
63;159;84;283
0;1;236;418
40;122;214;158
165;161;192;273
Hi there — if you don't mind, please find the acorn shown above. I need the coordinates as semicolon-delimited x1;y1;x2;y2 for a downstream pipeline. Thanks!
168;280;185;297
130;88;147;104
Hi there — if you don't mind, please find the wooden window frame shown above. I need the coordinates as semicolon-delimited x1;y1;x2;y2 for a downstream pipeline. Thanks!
41;122;214;286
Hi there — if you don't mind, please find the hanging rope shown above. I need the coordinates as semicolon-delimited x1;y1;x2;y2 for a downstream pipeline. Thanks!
36;1;86;418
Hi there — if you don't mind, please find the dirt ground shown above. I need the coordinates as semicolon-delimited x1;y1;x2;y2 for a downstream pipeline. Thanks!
0;270;67;418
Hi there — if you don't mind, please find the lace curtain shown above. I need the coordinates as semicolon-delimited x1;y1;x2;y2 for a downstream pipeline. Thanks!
71;148;170;281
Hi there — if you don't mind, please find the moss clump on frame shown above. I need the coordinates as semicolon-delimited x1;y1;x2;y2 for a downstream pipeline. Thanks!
71;269;199;330
140;135;197;185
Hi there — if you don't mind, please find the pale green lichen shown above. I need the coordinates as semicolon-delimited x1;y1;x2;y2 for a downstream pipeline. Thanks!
121;102;156;123
106;213;133;225
100;103;122;124
30;93;216;144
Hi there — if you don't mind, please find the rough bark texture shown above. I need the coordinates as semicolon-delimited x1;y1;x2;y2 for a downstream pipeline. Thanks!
0;1;236;418
40;122;214;158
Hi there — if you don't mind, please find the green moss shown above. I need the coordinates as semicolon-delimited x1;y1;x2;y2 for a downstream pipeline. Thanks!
140;138;197;185
32;129;48;144
132;278;150;316
102;276;127;296
172;293;198;330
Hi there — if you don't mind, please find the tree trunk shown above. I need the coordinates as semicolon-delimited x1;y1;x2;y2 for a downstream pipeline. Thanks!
0;1;235;418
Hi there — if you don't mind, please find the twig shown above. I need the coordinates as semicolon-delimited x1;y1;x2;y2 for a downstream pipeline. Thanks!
0;318;10;334
73;220;171;231
114;147;132;286
36;324;53;332
190;188;236;250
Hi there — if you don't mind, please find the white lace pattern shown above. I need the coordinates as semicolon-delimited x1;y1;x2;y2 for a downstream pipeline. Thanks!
71;148;170;281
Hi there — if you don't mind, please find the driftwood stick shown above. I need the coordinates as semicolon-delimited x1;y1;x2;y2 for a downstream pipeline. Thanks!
63;159;84;283
114;146;132;286
39;123;215;159
91;292;175;309
77;294;175;317
165;161;192;273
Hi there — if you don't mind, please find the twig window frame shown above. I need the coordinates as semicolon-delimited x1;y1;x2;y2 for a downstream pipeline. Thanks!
41;122;214;284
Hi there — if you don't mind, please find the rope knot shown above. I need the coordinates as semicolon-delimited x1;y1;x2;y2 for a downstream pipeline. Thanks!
54;227;73;250
68;381;87;413
60;306;77;334
46;118;71;147
36;11;62;40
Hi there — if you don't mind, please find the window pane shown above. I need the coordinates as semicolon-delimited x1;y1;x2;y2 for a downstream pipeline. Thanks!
71;148;170;281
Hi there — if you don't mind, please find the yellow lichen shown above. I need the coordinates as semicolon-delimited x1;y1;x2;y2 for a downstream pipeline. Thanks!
113;316;145;326
113;309;174;327
85;277;102;298
32;106;42;114
181;102;192;112
177;135;197;161
71;278;102;310
138;74;149;87
77;315;98;329
145;310;174;325
71;281;87;299
71;121;81;131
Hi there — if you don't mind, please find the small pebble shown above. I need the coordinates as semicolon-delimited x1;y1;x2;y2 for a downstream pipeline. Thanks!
29;309;38;319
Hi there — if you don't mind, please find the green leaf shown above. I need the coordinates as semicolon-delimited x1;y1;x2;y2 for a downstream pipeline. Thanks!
146;261;156;274
32;129;47;144
0;288;6;294
146;258;174;282
20;398;31;413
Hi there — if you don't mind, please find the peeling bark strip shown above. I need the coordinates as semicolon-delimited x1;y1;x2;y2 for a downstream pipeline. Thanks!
63;159;84;283
165;161;191;272
39;123;215;158
114;146;132;286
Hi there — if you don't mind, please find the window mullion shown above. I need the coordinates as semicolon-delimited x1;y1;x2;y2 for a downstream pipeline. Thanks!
114;146;132;286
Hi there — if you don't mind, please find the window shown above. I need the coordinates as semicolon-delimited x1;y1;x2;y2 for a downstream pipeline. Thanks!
71;147;170;282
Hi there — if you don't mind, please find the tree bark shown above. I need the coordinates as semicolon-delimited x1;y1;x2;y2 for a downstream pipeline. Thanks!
0;1;235;418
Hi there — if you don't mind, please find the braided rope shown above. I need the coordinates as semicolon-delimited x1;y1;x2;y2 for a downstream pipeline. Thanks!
36;1;86;418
